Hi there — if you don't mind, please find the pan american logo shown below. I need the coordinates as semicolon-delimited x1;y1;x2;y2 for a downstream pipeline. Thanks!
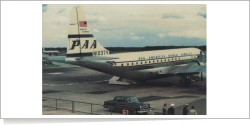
69;40;96;50
138;53;193;60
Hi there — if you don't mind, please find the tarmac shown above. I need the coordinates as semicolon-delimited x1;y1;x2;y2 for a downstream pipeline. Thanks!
42;61;206;115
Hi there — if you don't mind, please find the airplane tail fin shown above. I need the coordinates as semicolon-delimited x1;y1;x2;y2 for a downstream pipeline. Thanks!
66;6;109;60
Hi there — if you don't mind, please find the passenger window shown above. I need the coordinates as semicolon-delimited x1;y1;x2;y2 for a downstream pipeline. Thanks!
127;63;129;66
132;63;133;65
117;98;125;102
121;64;123;67
127;98;131;103
116;98;121;102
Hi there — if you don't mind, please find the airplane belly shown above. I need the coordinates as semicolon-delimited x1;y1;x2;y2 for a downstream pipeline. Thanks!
122;70;163;81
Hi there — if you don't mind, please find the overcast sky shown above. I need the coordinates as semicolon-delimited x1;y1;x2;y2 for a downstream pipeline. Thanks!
42;4;206;47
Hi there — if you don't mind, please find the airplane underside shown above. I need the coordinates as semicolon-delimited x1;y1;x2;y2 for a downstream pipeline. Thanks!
108;72;205;86
66;59;206;86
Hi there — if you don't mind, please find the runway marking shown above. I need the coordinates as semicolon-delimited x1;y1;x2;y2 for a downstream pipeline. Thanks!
94;80;104;83
49;84;59;87
94;80;110;83
63;83;79;86
46;72;63;75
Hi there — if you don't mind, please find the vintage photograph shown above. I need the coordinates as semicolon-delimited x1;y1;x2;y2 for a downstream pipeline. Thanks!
42;4;207;115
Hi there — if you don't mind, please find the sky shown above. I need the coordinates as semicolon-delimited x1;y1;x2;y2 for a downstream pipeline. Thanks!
42;4;206;47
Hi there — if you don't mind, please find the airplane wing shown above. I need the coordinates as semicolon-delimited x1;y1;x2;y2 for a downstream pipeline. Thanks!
134;62;206;76
161;62;206;74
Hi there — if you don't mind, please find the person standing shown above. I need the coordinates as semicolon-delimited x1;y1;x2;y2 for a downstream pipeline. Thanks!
188;106;198;115
182;104;189;115
167;103;175;115
162;103;168;115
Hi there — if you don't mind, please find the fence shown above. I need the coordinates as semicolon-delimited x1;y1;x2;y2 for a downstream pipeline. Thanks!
43;97;115;115
43;97;206;115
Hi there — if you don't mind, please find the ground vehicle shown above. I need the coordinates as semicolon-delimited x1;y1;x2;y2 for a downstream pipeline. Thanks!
103;96;151;114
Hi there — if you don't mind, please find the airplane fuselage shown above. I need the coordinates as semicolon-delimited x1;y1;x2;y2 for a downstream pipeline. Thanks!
66;48;204;81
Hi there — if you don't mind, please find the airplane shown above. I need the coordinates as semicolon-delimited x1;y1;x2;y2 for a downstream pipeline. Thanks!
50;6;206;86
42;48;60;56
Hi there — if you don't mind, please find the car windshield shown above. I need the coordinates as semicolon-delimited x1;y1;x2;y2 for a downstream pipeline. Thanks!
130;97;139;102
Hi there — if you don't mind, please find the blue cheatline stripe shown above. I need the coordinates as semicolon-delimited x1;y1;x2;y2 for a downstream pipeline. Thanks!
66;53;92;57
68;34;94;38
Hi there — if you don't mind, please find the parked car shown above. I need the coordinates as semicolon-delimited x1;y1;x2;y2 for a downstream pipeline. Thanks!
103;96;151;114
